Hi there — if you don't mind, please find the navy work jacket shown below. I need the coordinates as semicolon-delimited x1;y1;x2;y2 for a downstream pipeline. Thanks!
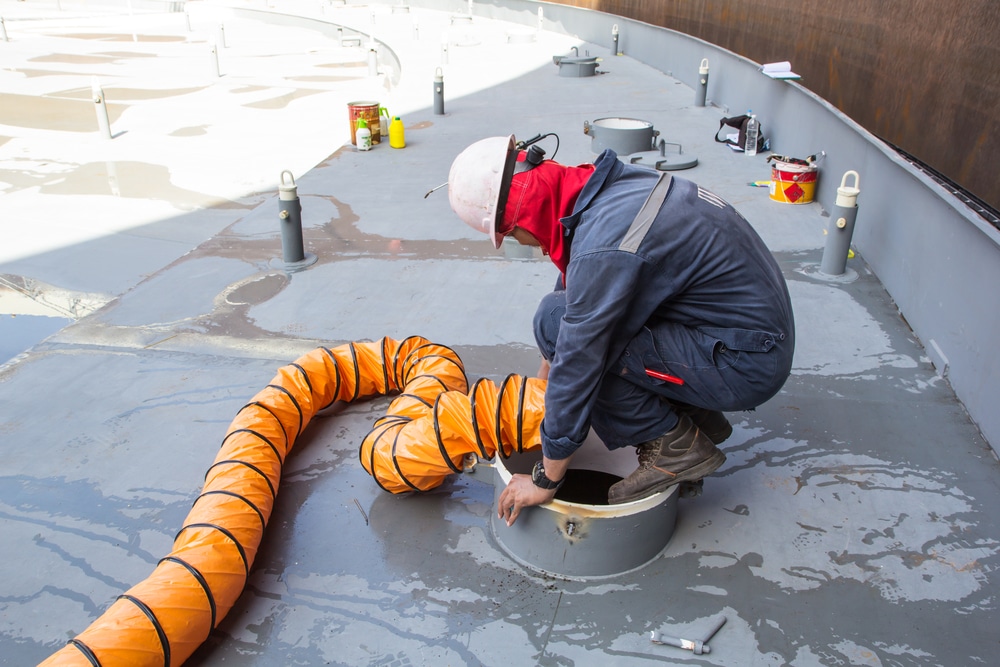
540;150;794;460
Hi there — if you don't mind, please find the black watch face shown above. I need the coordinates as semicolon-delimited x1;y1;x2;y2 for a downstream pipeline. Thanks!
532;462;544;485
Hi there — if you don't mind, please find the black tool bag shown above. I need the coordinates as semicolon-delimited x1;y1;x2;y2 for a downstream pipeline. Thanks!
714;114;767;152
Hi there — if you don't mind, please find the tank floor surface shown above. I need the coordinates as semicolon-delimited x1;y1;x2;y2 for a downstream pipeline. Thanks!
0;2;997;666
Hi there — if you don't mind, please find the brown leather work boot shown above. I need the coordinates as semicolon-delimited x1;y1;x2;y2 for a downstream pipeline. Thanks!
608;414;726;504
670;402;733;444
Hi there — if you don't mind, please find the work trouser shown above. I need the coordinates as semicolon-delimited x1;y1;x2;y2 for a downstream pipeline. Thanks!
533;290;794;450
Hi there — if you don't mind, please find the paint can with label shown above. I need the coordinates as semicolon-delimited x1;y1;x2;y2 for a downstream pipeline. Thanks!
769;157;818;204
347;101;381;145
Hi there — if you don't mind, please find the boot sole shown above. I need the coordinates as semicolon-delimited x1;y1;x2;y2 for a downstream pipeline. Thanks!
608;449;727;505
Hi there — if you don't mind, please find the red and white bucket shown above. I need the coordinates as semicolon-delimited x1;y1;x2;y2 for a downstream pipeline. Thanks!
769;158;818;204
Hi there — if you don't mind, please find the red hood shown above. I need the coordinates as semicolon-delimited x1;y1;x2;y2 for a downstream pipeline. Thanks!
500;154;595;274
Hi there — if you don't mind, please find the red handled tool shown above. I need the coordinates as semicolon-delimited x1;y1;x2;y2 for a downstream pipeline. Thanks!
645;368;685;385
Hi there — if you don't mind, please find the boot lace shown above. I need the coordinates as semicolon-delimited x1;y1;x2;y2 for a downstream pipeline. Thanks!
636;440;659;469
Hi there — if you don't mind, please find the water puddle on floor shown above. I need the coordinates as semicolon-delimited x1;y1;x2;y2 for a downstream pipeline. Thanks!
223;272;289;306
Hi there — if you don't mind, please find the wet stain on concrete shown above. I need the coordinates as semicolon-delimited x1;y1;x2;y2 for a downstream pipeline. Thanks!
203;272;292;339
173;192;507;339
169;125;209;137
176;207;513;315
56;86;206;101
304;194;503;261
223;272;289;306
29;53;114;65
230;85;269;95
243;89;325;110
96;50;159;59
52;33;187;43
0;92;127;132
6;68;70;78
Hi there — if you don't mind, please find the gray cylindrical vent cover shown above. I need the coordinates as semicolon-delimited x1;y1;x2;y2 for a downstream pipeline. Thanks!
585;117;656;155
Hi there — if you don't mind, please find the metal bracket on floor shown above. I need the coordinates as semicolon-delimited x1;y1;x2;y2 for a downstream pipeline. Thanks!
629;139;698;171
651;613;727;655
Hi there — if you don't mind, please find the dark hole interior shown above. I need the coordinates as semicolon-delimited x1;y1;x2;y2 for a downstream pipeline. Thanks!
554;469;623;506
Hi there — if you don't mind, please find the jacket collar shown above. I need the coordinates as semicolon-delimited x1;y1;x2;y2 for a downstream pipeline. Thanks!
559;150;622;232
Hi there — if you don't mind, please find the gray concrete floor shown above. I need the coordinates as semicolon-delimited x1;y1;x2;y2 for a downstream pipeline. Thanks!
1;2;997;666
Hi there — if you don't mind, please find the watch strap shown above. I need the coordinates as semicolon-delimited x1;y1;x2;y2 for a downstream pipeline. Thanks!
532;460;564;490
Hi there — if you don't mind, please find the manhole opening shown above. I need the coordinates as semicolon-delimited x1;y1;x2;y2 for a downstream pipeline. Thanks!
556;469;622;505
499;446;629;506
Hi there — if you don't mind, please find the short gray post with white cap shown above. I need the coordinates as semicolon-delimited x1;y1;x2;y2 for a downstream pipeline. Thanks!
278;171;305;264
209;38;220;78
92;77;112;139
611;24;619;55
275;171;317;271
820;171;861;276
695;58;709;107
433;67;445;115
368;35;378;76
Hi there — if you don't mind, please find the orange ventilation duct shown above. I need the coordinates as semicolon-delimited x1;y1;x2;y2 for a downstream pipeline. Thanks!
361;372;546;493
41;336;544;666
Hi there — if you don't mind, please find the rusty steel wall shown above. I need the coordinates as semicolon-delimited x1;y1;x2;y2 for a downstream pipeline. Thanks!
557;0;1000;213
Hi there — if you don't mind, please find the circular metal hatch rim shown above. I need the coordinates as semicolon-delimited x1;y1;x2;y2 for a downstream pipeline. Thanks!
491;454;678;581
494;456;671;517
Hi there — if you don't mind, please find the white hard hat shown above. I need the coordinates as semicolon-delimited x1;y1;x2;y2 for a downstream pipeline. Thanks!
448;135;517;249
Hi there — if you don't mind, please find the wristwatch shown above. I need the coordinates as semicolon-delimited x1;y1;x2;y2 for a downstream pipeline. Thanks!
531;460;565;490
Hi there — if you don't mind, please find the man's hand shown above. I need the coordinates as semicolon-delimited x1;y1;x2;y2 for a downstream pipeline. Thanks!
497;474;556;526
497;456;571;527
